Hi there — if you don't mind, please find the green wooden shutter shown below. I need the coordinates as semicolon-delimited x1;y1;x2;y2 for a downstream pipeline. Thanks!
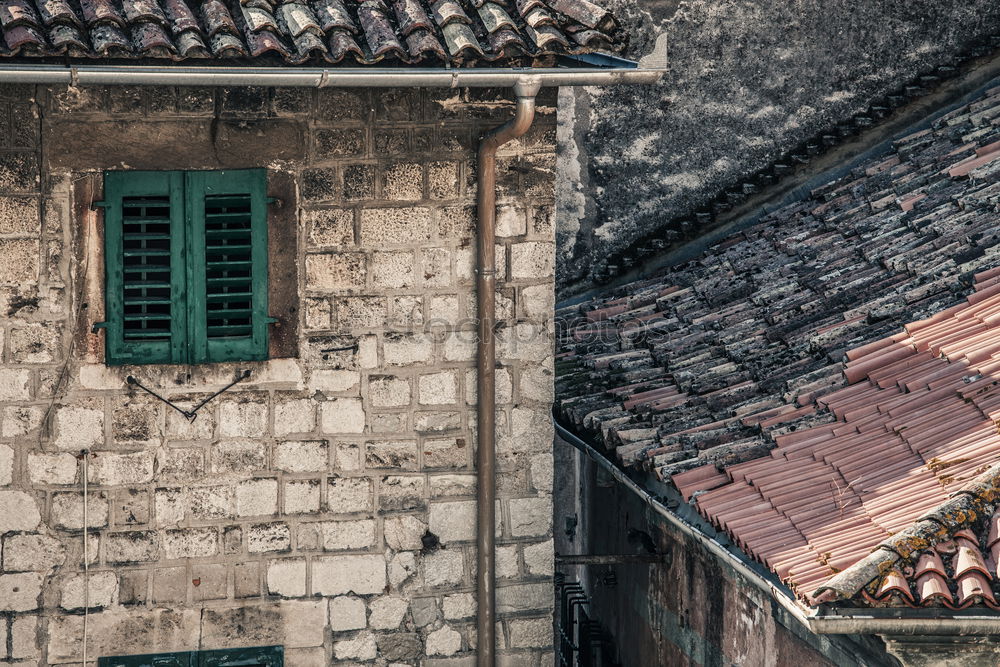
104;171;187;366
199;646;283;666
98;651;195;667
186;169;269;364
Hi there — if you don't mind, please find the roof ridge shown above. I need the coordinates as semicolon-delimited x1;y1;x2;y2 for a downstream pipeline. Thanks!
811;462;1000;604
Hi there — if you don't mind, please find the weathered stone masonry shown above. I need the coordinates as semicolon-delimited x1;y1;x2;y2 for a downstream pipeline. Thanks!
0;83;558;665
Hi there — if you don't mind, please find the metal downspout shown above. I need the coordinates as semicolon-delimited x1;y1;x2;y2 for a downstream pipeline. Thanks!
476;77;541;667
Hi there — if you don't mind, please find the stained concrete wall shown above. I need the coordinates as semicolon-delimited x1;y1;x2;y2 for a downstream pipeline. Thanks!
556;0;1000;291
0;83;558;666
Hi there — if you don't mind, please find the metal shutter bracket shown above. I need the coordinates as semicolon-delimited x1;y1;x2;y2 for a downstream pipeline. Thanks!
125;369;252;421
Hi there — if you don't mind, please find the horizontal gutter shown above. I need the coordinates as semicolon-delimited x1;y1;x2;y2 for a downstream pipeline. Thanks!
553;413;1000;640
0;63;663;88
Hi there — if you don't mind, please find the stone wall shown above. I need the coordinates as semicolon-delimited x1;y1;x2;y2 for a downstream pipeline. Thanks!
0;83;558;666
556;0;1000;291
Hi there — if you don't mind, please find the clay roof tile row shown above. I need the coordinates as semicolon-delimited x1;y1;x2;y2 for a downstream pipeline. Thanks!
0;0;621;64
557;83;1000;610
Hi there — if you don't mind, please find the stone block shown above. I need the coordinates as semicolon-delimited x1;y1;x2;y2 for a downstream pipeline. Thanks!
529;453;553;494
369;595;409;630
211;439;267;473
192;563;228;601
89;452;155;486
378;632;424;661
314;129;365;158
384;333;433;366
200;601;327;649
389;294;424;327
235;562;260;598
371;251;415;288
429;294;460;324
414;411;461;434
360;207;431;246
284;479;320;514
305;252;365;290
0;368;30;400
410;595;440;627
274;398;317;435
370;375;411;407
9;323;59;362
0;196;39;234
335;296;388;329
383;162;424;200
519;284;553;321
507;497;552;538
426;625;462;656
343;164;375;200
60;570;118;610
519;362;555;402
419;370;459;405
267;559;307;597
423;550;465;588
0;572;41;611
118;569;147;606
163;527;218;559
248;522;291;553
11;615;39;659
218;398;268;438
510;242;554;279
152;567;188;605
497;544;519;580
496;205;526;237
428;500;477;543
444;331;476;363
3;405;43;437
379;475;425;511
436;206;475;240
383;514;427;551
106;531;159;564
498;323;551;362
424;437;470;470
275;440;329;473
0;442;11;484
327;476;374;513
112;400;162;444
52;405;103;450
372;412;408;433
51;491;107;530
317;89;365;120
428;161;460;199
301;167;340;202
189;485;235;520
389;551;417;589
329;595;367;631
334;631;378;660
236;478;279;517
507;618;552;649
523;539;554;577
366;440;418;470
429;474;476;498
154;488;186;527
421;247;451;287
497;582;552;615
157;447;205;481
320;518;376;550
166;406;215;441
2;533;64;571
443;593;475;620
321;398;366;434
0;239;38;284
313;554;386;595
334;441;363;470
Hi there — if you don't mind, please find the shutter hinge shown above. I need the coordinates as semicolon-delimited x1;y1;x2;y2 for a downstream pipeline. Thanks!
91;201;110;210
264;316;279;325
91;321;108;333
266;197;282;207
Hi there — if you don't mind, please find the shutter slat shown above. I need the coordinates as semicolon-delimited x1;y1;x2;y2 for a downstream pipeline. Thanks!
203;192;255;341
120;194;174;345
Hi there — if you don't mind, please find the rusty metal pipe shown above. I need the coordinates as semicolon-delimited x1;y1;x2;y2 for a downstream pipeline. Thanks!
476;77;540;667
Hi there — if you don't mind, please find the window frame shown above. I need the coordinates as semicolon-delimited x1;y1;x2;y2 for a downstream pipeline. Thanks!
102;168;270;366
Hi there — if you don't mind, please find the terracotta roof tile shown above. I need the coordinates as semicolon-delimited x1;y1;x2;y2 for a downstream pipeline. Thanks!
558;83;1000;608
0;0;622;64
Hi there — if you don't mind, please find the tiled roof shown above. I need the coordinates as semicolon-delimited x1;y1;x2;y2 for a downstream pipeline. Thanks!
556;84;1000;606
0;0;621;65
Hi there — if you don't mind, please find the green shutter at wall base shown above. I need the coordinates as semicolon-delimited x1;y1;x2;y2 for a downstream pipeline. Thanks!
98;645;283;667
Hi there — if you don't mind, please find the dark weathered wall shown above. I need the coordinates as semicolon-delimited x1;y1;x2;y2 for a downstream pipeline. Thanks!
556;0;1000;291
556;441;894;666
